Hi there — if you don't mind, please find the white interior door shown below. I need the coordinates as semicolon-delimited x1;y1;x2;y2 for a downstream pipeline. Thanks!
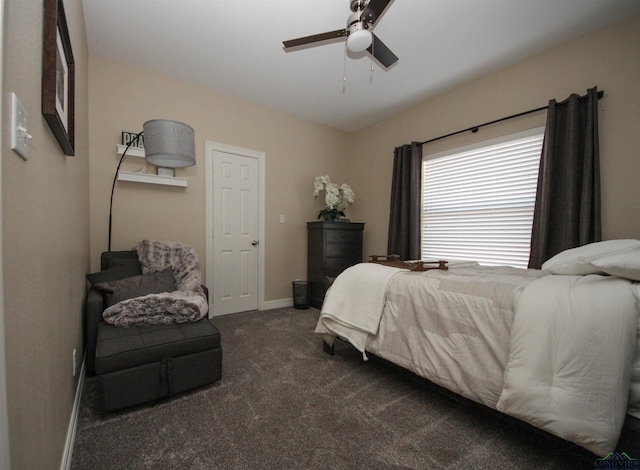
211;149;260;315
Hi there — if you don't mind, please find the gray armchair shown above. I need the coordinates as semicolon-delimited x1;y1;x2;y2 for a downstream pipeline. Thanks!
85;251;222;412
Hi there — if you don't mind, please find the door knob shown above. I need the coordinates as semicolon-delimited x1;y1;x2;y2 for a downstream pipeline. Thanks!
251;240;259;246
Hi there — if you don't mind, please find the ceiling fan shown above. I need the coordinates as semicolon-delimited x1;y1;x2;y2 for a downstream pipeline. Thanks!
282;0;398;69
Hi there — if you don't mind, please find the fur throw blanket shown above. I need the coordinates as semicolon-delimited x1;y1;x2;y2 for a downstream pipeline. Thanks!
103;240;208;327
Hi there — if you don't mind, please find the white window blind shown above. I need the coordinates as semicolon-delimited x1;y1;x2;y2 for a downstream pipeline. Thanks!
422;127;544;268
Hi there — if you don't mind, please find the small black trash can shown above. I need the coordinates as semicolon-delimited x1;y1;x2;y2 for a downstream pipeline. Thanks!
292;281;311;309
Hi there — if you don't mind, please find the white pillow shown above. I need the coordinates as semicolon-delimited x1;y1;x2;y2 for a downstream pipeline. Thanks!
541;239;640;275
590;246;640;281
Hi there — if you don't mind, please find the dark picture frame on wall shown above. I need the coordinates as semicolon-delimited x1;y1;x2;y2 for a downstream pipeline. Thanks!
42;0;75;156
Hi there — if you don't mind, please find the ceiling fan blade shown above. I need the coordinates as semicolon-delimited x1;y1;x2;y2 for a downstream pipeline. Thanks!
367;33;398;68
283;29;347;49
361;0;392;26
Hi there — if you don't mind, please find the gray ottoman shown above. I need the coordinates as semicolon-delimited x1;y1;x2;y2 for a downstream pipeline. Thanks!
95;318;222;412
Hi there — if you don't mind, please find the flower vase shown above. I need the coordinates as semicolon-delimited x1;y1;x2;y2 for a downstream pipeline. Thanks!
319;209;342;221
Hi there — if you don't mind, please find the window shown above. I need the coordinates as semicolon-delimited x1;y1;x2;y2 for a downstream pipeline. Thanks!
421;127;544;268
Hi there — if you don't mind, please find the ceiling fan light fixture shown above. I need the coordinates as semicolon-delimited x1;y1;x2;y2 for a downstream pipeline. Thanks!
346;27;372;52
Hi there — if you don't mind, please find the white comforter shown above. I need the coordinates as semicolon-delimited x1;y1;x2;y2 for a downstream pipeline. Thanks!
315;263;640;456
497;274;639;455
316;263;406;359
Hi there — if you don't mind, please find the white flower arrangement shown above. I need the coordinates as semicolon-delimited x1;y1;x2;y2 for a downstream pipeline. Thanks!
313;175;355;220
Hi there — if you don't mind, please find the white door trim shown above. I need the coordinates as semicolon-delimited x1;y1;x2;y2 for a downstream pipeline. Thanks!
205;141;265;315
0;0;12;466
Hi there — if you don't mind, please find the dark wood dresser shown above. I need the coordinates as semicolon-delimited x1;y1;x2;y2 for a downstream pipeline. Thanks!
307;221;365;309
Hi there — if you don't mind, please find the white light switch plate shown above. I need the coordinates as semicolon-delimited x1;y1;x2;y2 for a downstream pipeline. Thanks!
11;92;29;160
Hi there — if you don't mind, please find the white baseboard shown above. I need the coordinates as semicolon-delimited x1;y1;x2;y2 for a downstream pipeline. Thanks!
261;298;294;310
60;354;85;470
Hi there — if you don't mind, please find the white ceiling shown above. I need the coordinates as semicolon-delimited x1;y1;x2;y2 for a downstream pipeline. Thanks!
82;0;640;133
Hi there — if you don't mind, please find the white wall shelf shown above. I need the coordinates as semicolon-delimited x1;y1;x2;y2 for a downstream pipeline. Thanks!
116;144;145;158
117;171;188;187
116;145;188;187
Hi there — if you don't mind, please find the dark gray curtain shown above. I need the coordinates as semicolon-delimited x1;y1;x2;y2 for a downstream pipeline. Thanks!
387;142;422;260
528;87;601;268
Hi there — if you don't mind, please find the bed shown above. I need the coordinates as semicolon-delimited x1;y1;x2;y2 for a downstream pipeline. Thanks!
315;240;640;456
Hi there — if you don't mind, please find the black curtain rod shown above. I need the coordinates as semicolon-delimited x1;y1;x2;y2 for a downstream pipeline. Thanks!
420;90;604;146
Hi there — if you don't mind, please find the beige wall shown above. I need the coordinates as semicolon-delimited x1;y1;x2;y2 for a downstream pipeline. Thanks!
88;56;350;302
2;0;89;468
348;13;640;258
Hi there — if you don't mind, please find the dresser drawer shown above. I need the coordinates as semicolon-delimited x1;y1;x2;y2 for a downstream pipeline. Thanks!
324;257;360;275
326;242;360;258
325;229;361;244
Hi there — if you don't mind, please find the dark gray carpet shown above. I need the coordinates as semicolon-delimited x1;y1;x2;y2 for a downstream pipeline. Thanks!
71;307;640;469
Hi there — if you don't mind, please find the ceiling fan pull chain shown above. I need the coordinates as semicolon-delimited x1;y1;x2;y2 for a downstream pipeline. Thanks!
370;40;375;84
343;44;348;94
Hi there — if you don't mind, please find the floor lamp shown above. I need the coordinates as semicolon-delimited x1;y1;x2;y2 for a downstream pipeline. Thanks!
108;119;196;251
